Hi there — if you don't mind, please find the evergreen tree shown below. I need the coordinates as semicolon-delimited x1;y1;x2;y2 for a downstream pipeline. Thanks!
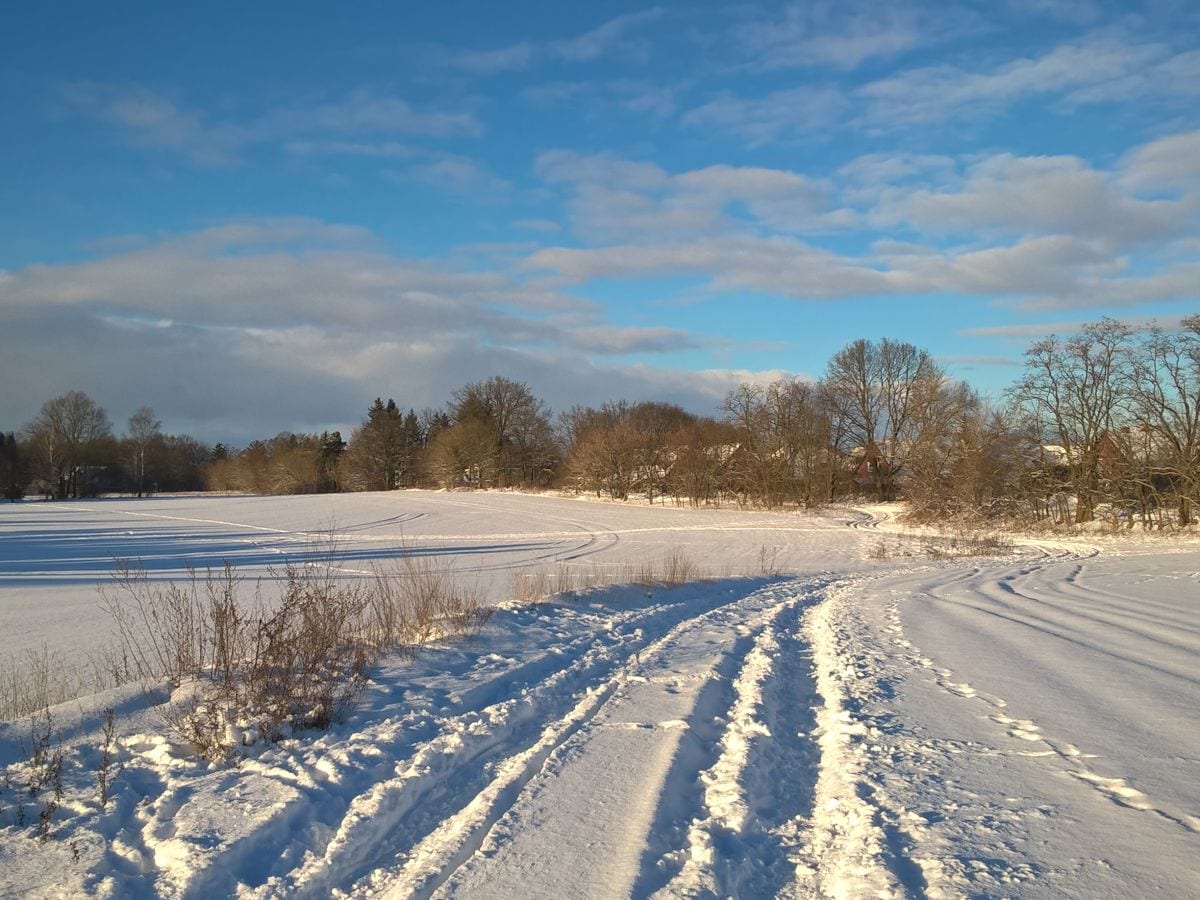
319;430;347;492
341;398;420;491
2;432;24;500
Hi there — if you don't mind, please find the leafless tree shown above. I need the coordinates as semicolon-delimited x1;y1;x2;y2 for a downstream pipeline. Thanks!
820;339;941;500
667;418;737;506
566;418;640;500
126;406;161;497
1010;319;1133;523
424;420;499;489
24;390;112;498
451;377;557;488
902;379;985;520
723;379;832;507
1125;317;1200;525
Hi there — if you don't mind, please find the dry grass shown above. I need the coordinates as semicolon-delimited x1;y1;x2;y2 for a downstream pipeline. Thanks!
0;648;98;723
922;532;1015;559
95;546;493;761
658;546;698;585
507;547;708;607
869;530;1015;562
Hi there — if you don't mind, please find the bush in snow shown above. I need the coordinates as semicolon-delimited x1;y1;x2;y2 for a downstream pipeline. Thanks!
101;549;492;762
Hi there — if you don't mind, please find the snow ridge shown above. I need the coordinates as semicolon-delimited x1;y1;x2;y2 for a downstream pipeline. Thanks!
794;576;908;899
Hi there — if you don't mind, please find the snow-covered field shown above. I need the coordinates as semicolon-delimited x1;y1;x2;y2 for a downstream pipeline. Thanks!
1;492;1198;898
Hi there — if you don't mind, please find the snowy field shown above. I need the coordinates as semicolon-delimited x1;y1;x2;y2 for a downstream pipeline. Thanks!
0;491;882;666
1;492;1198;898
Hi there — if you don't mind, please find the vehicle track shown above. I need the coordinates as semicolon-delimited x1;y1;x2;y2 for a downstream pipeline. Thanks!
241;579;811;899
414;577;833;900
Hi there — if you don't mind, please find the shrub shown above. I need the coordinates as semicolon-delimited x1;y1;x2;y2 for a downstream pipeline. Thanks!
101;548;493;761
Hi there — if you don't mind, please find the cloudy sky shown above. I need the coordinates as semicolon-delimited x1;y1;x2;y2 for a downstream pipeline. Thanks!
2;1;1197;443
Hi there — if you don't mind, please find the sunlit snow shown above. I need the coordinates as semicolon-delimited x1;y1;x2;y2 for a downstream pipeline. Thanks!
1;492;1197;898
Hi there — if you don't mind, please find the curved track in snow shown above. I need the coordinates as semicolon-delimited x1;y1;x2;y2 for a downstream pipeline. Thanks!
1;495;1198;898
812;539;1200;898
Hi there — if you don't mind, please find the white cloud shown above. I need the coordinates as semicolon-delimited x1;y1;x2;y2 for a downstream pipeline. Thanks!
525;235;891;298
536;150;668;190
1019;262;1200;309
60;82;242;165
60;83;482;166
549;8;665;62
961;313;1190;338
450;42;536;74
519;81;589;105
887;235;1122;296
1119;129;1200;190
567;326;705;355
837;153;957;202
857;35;1185;127
1063;47;1200;105
681;86;846;145
876;153;1190;245
283;140;419;159
733;1;949;71
389;155;513;194
447;8;665;73
0;219;770;441
1005;0;1102;23
681;31;1199;144
524;225;1195;313
253;87;482;140
536;151;850;241
514;219;562;233
611;81;679;118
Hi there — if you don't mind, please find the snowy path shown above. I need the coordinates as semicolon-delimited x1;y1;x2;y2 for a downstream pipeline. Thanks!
428;580;826;900
227;577;832;900
2;494;1199;898
813;545;1200;898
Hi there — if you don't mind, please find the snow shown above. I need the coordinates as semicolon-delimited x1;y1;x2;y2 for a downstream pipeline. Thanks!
0;492;877;666
1;492;1198;898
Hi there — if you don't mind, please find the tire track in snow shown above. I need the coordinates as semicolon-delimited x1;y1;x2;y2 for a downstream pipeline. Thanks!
788;574;917;900
884;565;1200;838
166;594;749;898
648;581;826;898
366;580;831;900
243;581;785;899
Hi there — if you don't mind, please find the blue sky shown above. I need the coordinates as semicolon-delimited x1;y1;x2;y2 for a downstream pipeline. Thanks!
2;1;1197;442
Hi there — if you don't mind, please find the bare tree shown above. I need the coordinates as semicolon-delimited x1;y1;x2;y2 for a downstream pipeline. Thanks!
1010;319;1133;523
424;421;498;489
723;380;832;508
450;377;557;488
1126;317;1200;525
667;418;737;506
820;339;941;500
126;406;161;497
901;378;982;520
25;390;112;498
566;418;640;500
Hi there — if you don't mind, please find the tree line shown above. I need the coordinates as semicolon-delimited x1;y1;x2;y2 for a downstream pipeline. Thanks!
3;392;207;500
5;317;1198;528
